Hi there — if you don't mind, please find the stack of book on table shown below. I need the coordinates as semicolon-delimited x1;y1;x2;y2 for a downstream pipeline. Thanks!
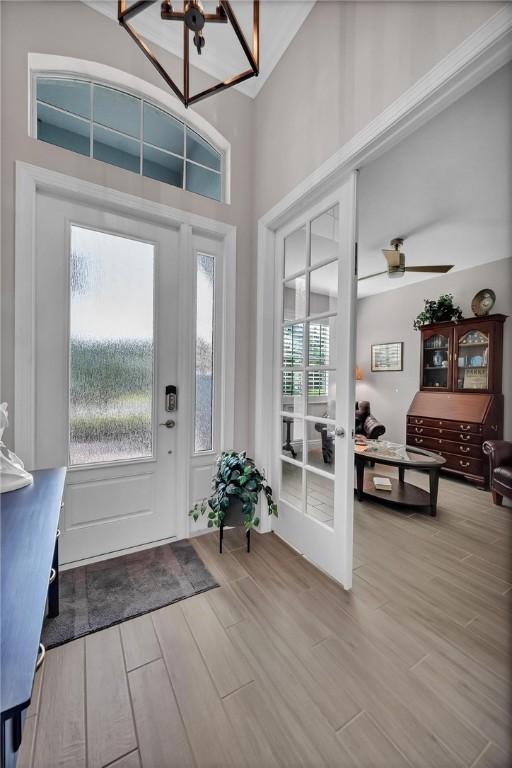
373;476;392;492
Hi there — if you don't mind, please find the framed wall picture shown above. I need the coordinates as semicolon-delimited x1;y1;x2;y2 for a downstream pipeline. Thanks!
371;342;403;372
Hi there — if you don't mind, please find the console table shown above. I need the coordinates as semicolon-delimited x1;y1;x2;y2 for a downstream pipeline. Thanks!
1;468;65;768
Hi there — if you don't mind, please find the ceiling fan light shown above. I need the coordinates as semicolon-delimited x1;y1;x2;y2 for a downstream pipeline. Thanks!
382;248;403;268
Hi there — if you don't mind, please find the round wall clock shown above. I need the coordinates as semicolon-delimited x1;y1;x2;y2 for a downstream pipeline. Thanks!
471;289;496;317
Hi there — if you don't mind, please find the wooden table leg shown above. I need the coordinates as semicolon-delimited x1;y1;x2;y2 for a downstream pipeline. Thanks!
398;466;405;484
429;468;440;516
355;457;365;501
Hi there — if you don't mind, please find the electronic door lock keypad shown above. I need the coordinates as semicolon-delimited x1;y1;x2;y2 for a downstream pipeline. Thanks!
165;385;177;411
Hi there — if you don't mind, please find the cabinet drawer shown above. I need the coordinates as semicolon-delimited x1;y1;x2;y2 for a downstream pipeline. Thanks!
408;416;448;429
407;425;482;444
449;421;481;435
407;434;482;459
441;453;484;476
407;417;481;435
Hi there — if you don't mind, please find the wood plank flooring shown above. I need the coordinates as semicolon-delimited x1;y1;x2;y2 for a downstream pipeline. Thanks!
21;472;511;767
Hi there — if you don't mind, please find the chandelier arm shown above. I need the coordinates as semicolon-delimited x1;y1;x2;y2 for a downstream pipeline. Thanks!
187;68;256;106
220;1;259;74
253;0;259;70
121;18;186;106
203;13;228;24
183;5;189;104
161;10;186;21
118;0;156;24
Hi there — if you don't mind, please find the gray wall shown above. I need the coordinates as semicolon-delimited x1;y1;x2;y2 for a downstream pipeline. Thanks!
253;0;504;219
355;258;512;444
0;0;254;448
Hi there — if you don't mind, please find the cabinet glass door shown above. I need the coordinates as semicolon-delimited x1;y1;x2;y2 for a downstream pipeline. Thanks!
422;333;450;389
455;329;489;390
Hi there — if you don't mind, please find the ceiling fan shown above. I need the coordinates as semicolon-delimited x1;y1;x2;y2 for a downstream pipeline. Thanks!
358;238;454;281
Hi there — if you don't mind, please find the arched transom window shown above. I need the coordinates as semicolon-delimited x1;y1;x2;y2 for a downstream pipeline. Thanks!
34;77;223;202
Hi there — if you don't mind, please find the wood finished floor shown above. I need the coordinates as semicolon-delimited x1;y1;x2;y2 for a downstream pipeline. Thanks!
21;471;511;768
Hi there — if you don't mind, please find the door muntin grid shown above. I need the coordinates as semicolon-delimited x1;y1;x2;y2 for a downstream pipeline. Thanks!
279;205;339;529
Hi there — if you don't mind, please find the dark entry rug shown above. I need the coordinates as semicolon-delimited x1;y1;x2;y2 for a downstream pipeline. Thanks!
41;540;218;649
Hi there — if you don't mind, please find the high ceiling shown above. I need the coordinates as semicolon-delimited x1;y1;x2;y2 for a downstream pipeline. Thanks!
357;62;511;299
84;1;314;98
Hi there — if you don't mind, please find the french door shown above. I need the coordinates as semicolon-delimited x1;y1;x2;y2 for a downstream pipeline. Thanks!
31;191;223;564
273;175;357;587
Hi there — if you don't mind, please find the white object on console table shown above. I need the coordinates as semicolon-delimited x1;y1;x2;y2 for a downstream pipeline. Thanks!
0;403;33;493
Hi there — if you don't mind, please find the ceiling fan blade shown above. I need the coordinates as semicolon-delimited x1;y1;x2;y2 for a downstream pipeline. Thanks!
358;270;388;281
404;265;454;273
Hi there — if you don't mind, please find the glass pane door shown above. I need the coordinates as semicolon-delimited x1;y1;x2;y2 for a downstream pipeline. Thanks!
274;174;357;589
422;332;450;389
456;330;489;390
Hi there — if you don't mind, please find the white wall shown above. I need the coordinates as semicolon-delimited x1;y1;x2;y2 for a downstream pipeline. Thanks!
356;259;512;444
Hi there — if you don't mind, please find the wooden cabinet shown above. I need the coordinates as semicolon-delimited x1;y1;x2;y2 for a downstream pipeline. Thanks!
419;315;505;394
407;392;503;486
410;315;506;487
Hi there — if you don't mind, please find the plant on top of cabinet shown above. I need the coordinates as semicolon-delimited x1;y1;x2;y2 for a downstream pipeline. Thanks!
413;294;463;330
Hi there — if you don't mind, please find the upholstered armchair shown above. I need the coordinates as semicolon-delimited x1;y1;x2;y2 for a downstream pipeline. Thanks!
315;401;386;464
482;440;512;505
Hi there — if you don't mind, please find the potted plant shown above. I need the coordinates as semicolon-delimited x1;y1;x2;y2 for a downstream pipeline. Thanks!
413;293;463;330
190;451;277;552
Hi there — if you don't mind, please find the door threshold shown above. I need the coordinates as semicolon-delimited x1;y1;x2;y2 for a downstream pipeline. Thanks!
60;535;177;571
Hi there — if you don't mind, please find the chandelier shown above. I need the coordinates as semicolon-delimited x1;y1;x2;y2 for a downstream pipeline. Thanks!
118;1;260;108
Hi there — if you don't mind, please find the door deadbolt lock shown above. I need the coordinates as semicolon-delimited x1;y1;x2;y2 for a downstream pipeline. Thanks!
334;426;345;438
159;419;176;429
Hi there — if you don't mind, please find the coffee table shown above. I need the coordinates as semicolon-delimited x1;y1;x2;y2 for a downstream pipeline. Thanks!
354;444;446;516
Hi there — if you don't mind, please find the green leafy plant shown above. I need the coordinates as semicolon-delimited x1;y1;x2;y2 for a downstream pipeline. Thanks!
413;293;463;330
189;451;277;530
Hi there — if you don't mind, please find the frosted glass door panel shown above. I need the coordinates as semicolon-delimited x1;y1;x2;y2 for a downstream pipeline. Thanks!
194;253;215;452
69;226;155;465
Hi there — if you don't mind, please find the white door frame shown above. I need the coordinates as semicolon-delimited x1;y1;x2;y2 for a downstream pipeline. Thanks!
14;161;236;542
254;7;512;540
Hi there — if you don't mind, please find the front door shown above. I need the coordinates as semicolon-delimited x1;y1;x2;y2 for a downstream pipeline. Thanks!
273;175;357;587
34;193;180;563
